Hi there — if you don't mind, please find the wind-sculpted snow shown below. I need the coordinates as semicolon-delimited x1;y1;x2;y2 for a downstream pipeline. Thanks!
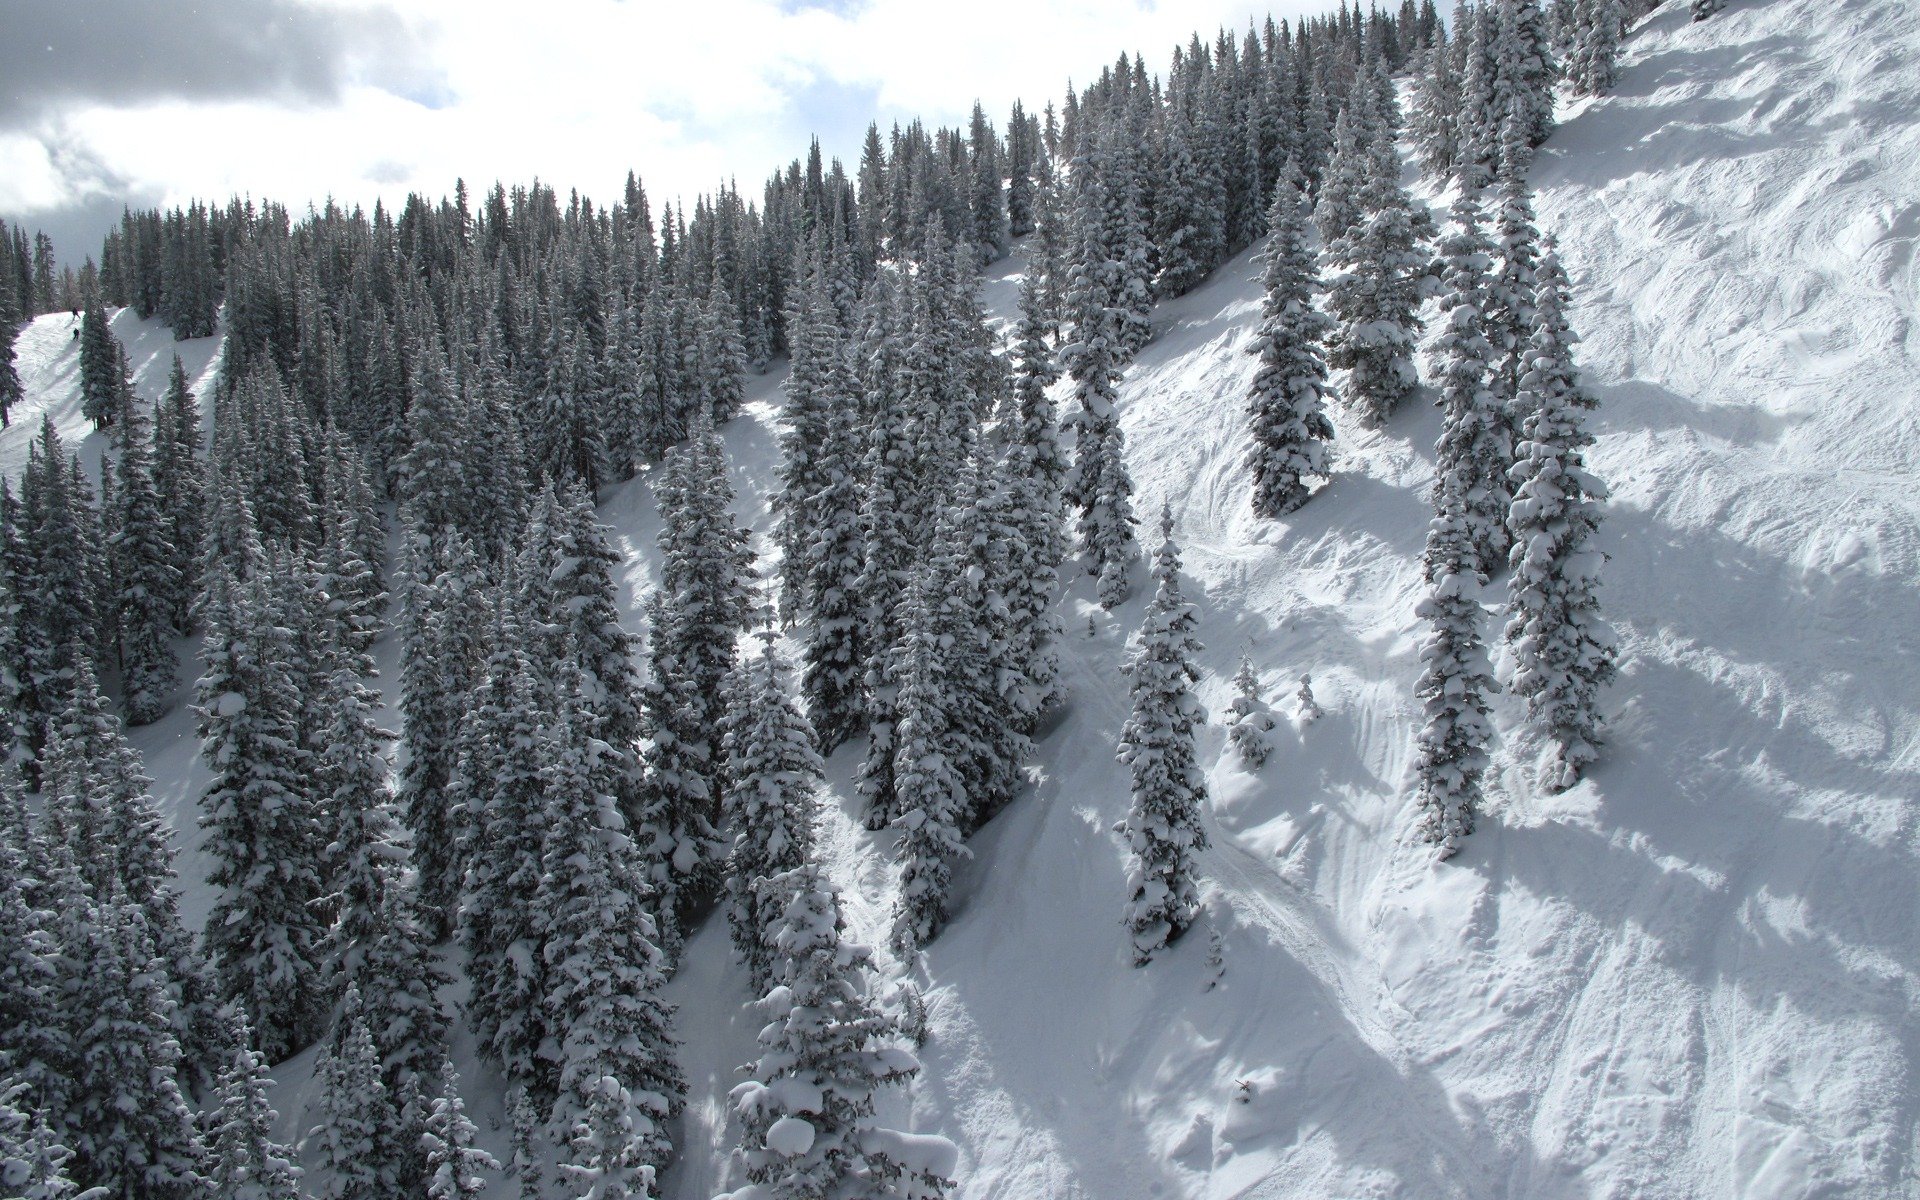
4;0;1915;1195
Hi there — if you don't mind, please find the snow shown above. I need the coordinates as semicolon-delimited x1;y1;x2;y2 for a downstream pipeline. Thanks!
7;0;1919;1196
763;1115;815;1157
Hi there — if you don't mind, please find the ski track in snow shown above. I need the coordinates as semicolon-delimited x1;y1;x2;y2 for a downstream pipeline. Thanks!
5;0;1918;1195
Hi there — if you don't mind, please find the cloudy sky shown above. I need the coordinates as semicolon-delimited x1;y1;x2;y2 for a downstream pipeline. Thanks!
2;0;1330;264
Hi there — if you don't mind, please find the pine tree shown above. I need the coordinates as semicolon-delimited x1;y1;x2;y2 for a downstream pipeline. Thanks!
1062;172;1141;609
64;898;210;1200
887;558;972;956
725;641;824;992
196;558;329;1063
1326;125;1431;428
0;1086;83;1200
152;358;204;633
40;658;224;1099
1246;174;1336;518
78;300;126;431
539;673;684;1184
108;395;181;724
204;1007;303;1200
1412;480;1499;858
397;528;486;939
1002;274;1067;721
723;865;954;1200
458;643;551;1088
308;993;406;1200
635;592;720;969
1485;171;1542;437
1429;192;1512;573
1118;507;1208;965
0;271;22;429
799;376;868;754
1225;658;1276;770
1504;243;1616;791
421;1060;498;1200
1568;0;1625;96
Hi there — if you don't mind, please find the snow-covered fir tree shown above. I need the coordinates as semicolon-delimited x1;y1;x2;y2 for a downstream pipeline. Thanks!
538;671;684;1178
1118;507;1208;966
63;897;209;1200
721;865;955;1200
1225;658;1277;770
106;396;180;724
204;1007;303;1200
1062;166;1142;609
887;556;972;956
1429;191;1513;573
1246;173;1336;518
196;554;329;1063
798;349;868;754
725;640;825;992
0;1085;82;1200
421;1060;498;1200
1412;480;1499;858
308;991;407;1200
1505;242;1617;791
1326;115;1431;427
459;642;552;1088
1001;274;1068;721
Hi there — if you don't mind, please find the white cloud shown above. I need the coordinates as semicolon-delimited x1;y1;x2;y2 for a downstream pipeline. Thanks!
4;0;1330;240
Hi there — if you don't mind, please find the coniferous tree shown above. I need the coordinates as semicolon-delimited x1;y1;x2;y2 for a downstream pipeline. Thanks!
1569;0;1625;96
0;271;22;428
1118;507;1208;966
204;1007;303;1200
108;396;181;724
725;641;824;991
0;1088;83;1200
798;361;868;754
64;897;210;1200
153;357;205;633
40;659;225;1099
1246;174;1336;518
1326;122;1431;427
1413;479;1498;858
1505;244;1616;791
421;1060;498;1200
308;993;406;1200
539;673;684;1184
1430;192;1513;571
887;556;971;956
722;865;955;1200
1002;274;1067;721
397;528;486;939
1062;168;1141;610
1225;658;1276;770
78;300;126;431
1485;171;1542;442
196;556;328;1063
457;634;551;1091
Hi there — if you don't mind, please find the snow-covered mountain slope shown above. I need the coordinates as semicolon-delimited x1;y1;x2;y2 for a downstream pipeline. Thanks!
6;0;1917;1196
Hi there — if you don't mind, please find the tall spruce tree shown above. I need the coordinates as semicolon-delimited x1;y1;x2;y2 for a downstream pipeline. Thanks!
1118;508;1208;965
108;396;181;724
1504;243;1616;791
722;865;955;1200
724;641;824;991
1326;122;1430;427
1412;480;1498;857
1429;192;1512;571
421;1060;498;1200
204;1007;303;1200
1246;174;1336;518
196;557;329;1062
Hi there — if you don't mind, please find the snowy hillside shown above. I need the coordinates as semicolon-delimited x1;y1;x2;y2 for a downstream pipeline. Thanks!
6;0;1917;1197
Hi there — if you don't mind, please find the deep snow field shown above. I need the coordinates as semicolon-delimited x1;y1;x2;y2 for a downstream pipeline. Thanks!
5;0;1917;1196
